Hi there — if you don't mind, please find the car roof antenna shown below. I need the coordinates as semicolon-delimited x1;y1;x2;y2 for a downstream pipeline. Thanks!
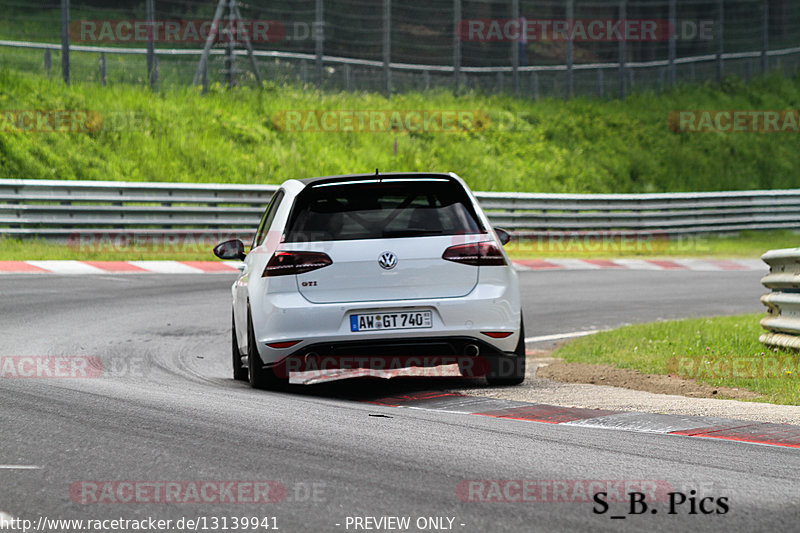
375;168;379;175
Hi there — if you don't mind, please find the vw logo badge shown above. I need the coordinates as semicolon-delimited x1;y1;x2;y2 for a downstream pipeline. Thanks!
378;251;398;270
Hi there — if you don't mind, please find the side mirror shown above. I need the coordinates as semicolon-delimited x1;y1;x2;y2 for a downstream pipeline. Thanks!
494;227;512;246
213;239;246;261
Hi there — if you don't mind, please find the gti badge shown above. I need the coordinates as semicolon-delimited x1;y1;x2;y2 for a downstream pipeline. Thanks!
378;251;398;270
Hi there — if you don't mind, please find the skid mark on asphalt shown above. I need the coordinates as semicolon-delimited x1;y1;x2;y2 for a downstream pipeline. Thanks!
362;392;800;450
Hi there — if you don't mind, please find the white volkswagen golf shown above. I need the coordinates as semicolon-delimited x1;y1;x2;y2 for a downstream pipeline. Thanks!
214;172;524;389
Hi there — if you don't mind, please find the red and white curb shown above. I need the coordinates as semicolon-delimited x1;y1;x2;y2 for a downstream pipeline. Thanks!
365;392;800;450
513;258;766;271
0;260;241;274
0;259;767;274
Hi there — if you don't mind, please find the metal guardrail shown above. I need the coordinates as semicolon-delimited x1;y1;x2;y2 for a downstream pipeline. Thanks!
2;178;800;239
5;38;800;76
760;248;800;350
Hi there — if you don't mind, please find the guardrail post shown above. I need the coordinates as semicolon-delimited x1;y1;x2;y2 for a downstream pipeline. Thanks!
60;0;70;85
44;49;51;75
531;71;538;100
761;0;769;74
453;0;461;94
100;52;106;86
383;0;392;99
716;0;724;82
315;0;324;85
668;0;676;87
618;0;626;99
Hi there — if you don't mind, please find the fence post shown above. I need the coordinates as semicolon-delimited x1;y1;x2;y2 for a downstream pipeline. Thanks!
597;68;604;98
618;0;626;99
146;0;155;88
761;0;769;74
315;0;324;85
716;0;724;82
531;71;538;100
566;0;574;98
60;0;70;85
668;0;676;87
44;49;51;74
226;0;236;87
453;0;461;94
100;52;106;85
511;0;520;97
383;0;392;99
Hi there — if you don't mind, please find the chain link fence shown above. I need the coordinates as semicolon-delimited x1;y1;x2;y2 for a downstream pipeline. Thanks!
0;0;798;98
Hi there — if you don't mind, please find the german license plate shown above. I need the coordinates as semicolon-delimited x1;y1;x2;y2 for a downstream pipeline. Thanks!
350;311;432;332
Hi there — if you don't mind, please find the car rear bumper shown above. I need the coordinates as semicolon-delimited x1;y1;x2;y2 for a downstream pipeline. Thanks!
251;287;520;366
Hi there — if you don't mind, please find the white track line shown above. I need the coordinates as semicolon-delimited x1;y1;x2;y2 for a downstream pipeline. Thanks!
525;329;603;343
0;465;41;469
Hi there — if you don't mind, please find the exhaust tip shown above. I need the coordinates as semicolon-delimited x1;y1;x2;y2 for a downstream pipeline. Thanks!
464;344;480;357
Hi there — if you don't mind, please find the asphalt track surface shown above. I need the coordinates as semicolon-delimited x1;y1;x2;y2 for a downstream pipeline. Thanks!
1;270;798;533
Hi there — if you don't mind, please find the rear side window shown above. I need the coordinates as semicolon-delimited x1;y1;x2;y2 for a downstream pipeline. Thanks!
252;189;285;248
284;179;485;242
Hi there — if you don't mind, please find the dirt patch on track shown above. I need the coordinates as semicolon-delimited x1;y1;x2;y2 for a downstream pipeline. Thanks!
537;358;761;401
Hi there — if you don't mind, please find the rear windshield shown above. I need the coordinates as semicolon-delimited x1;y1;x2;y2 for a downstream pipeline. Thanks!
284;178;486;242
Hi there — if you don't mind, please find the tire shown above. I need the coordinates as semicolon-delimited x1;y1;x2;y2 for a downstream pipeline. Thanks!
486;315;526;386
246;309;288;390
231;311;248;381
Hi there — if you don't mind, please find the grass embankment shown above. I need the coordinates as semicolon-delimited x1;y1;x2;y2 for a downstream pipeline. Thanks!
553;314;800;405
2;62;800;192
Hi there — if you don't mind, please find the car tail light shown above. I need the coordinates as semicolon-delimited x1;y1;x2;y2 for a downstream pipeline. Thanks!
481;331;513;339
442;242;507;266
263;251;332;277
